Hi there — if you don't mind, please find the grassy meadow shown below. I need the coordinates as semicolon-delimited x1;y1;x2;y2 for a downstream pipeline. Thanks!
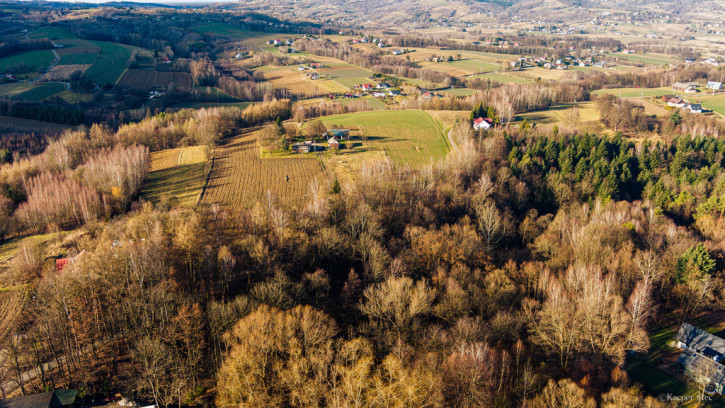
11;83;66;101
0;50;55;73
316;110;450;166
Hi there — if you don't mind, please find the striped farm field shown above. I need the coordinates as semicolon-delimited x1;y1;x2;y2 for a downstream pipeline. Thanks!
201;131;325;208
142;146;209;207
0;289;24;348
117;69;193;91
82;41;134;86
316;110;450;166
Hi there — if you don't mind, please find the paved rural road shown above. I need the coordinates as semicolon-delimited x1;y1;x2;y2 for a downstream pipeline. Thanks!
24;30;62;84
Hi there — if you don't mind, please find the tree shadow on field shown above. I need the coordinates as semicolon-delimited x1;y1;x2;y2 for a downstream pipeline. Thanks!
142;162;205;203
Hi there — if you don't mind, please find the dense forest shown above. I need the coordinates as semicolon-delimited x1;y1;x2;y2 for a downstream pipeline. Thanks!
2;99;725;406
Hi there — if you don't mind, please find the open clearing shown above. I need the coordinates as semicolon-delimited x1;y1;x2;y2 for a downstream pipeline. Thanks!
253;66;342;96
0;116;71;130
201;131;324;208
142;146;209;207
12;83;66;101
611;52;678;66
316;110;450;166
189;24;279;47
59;52;99;65
43;64;90;81
423;59;500;76
0;83;37;98
0;50;55;73
516;102;608;134
474;72;534;84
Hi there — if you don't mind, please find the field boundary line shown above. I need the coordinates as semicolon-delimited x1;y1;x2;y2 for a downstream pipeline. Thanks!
196;148;215;208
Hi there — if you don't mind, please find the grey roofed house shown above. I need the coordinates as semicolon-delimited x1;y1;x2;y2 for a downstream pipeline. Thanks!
677;348;725;393
676;323;725;393
672;82;699;93
676;322;725;361
686;103;704;113
0;390;76;408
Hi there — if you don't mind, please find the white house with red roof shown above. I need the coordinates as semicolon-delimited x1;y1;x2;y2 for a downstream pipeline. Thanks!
473;117;493;130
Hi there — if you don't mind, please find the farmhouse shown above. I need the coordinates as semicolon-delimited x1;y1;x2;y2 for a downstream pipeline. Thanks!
673;82;699;93
707;81;723;90
388;89;402;96
373;92;387;98
291;141;316;153
55;250;86;273
667;97;686;108
675;323;725;393
376;83;390;89
309;62;324;69
361;84;374;91
327;129;350;139
685;103;704;113
473;117;493;130
328;137;340;149
309;73;320;80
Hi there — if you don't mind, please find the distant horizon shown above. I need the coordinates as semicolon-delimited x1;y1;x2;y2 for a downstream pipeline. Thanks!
32;0;241;4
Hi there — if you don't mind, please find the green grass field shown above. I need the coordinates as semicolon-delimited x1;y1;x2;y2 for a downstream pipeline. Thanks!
593;87;673;98
59;52;99;65
612;52;678;66
0;115;71;130
0;50;55;73
27;26;76;40
0;232;61;265
687;94;725;116
12;83;66;101
82;41;132;86
440;87;476;96
189;24;278;46
431;59;499;74
316;110;450;166
141;146;210;207
474;72;534;84
0;83;36;98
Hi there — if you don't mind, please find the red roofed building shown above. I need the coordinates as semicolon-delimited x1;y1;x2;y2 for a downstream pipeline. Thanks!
55;250;85;273
473;117;493;130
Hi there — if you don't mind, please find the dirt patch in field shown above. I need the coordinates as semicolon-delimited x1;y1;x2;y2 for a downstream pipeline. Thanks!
57;46;100;55
43;64;90;81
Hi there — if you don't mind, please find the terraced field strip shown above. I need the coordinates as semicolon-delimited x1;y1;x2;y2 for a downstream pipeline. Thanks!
201;131;324;208
142;146;209;207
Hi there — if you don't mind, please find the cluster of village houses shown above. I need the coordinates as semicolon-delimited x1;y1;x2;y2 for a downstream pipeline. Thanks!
662;80;722;114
